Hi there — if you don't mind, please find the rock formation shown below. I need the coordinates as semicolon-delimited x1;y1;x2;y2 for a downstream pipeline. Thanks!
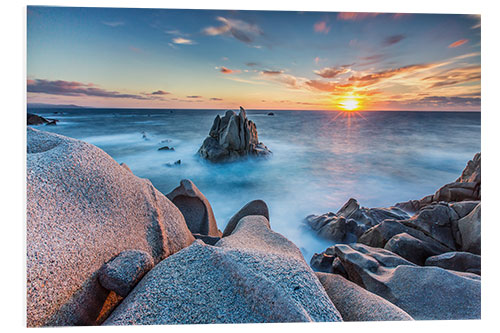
166;179;222;237
198;107;271;162
316;272;413;321
26;128;194;327
104;215;342;325
306;198;409;243
222;199;270;237
425;251;481;275
98;250;154;298
27;112;58;125
396;153;481;213
319;244;480;320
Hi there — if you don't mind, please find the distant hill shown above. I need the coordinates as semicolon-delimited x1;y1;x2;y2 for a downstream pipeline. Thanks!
27;103;89;109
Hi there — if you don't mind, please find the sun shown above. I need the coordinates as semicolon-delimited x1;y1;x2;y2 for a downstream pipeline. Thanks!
339;98;359;111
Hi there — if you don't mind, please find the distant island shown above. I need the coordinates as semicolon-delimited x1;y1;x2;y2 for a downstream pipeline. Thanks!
27;103;89;109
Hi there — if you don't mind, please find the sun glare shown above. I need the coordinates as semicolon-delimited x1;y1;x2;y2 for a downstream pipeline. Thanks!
339;98;360;111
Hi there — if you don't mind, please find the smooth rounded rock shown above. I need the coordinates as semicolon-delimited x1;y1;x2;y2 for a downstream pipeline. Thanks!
222;199;269;237
316;272;413;321
98;250;154;297
166;179;221;237
27;128;194;327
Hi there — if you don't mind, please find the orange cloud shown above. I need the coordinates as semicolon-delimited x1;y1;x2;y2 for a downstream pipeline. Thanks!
337;12;380;21
448;39;469;48
220;66;240;74
314;21;330;34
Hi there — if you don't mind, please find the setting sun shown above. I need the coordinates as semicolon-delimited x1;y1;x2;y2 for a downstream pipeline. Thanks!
338;98;360;111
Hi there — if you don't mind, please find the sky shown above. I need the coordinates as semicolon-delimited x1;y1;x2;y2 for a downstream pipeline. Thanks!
27;6;481;111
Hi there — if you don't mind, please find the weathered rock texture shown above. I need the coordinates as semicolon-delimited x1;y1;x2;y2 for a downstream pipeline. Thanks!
306;198;409;243
222;199;269;237
198;107;271;162
457;203;481;254
316;272;413;321
332;243;481;320
98;250;154;298
425;251;481;275
396;153;481;213
27;112;58;126
166;179;221;237
104;215;342;325
27;128;194;327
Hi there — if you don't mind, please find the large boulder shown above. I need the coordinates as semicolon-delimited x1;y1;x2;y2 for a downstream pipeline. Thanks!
104;215;342;325
457;203;481;254
198;107;271;162
315;272;413;321
333;243;481;320
384;232;447;266
358;219;452;255
166;179;221;237
425;252;481;275
26;128;195;327
399;203;459;250
222;199;269;237
306;198;409;243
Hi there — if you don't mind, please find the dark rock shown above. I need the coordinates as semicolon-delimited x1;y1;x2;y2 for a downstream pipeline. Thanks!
198;106;271;162
104;216;342;325
450;201;480;219
165;159;181;167
457;152;481;183
358;219;452;255
166;179;221;237
267;112;275;116
384;232;446;265
158;146;175;151
333;243;481;320
400;203;458;250
458;203;481;254
306;198;409;243
192;233;221;246
222;200;269;237
395;153;481;212
98;250;154;297
310;252;335;273
425;251;481;275
27;113;58;126
316;272;413;321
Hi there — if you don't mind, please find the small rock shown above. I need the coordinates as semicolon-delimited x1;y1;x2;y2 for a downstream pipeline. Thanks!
158;146;175;151
165;160;181;167
98;250;154;297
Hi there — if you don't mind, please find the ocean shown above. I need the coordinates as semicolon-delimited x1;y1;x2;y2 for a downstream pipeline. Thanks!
28;108;481;260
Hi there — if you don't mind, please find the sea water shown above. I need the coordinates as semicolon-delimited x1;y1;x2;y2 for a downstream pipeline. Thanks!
29;108;481;261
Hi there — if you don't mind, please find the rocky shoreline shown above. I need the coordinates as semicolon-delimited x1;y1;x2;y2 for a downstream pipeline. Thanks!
26;127;480;326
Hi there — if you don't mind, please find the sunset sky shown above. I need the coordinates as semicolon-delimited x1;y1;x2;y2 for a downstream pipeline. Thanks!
27;7;481;111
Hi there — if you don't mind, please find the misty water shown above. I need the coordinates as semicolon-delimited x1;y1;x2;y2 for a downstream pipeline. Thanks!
30;108;481;261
